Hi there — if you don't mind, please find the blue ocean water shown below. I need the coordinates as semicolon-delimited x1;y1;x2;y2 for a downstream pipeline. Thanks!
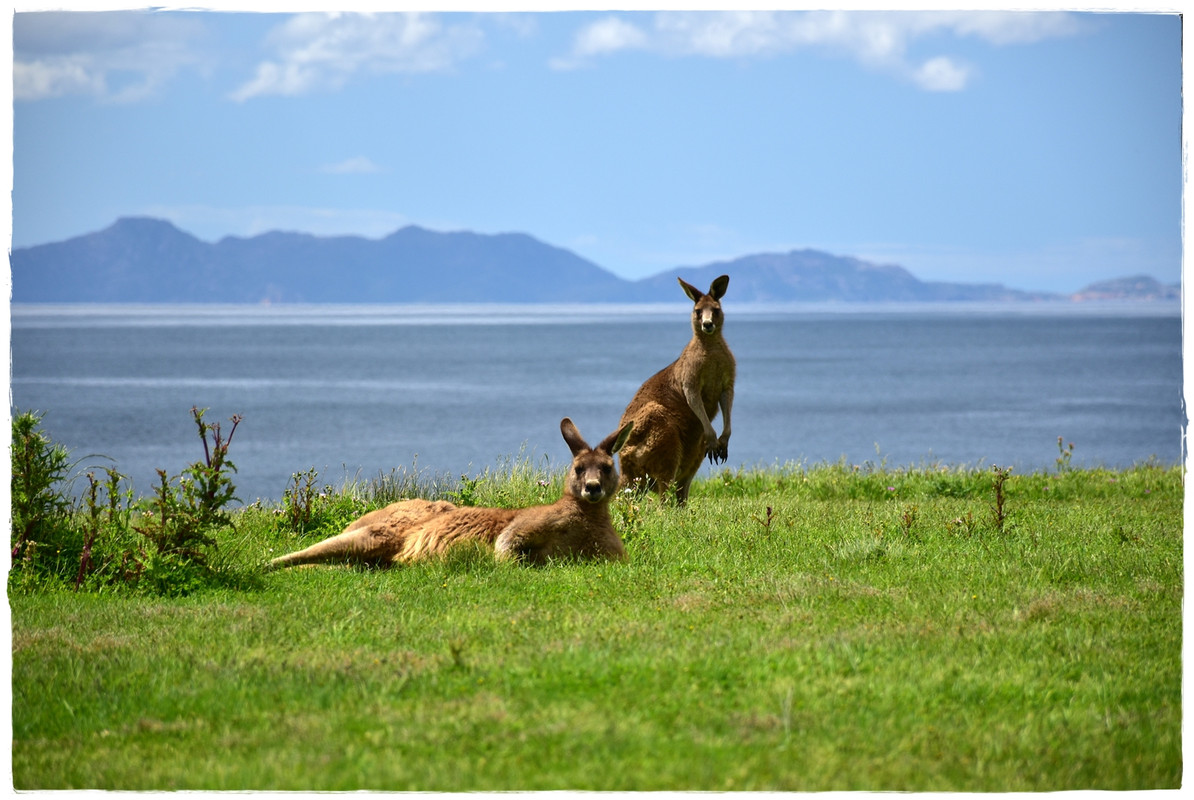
9;302;1184;502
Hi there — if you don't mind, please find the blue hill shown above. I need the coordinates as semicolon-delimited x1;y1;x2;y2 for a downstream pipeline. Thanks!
10;216;1169;304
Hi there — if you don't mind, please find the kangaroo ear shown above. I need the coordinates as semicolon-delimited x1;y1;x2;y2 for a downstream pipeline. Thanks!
560;417;589;456
708;274;729;300
600;421;634;455
677;277;703;303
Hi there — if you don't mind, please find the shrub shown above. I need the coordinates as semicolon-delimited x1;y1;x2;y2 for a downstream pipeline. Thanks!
10;410;74;561
278;468;369;537
9;406;249;596
127;408;244;594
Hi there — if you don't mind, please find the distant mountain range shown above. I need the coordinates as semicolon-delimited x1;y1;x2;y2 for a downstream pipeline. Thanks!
1068;274;1180;302
8;216;1180;304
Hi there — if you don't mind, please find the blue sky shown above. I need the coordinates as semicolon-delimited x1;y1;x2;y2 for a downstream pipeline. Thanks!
6;5;1185;292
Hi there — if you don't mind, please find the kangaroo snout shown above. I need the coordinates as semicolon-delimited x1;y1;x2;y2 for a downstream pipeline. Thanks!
582;481;605;502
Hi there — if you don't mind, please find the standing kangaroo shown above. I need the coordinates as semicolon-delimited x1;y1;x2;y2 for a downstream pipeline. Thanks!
617;274;735;505
267;418;633;569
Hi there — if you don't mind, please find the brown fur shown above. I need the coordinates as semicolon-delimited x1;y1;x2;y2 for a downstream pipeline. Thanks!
617;274;736;505
267;418;633;570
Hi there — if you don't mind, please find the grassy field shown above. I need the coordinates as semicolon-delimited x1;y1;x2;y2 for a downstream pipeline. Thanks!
9;460;1184;791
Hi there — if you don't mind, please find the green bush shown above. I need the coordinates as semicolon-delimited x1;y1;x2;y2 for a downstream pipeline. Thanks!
10;410;75;559
278;468;369;536
9;407;252;596
9;410;85;591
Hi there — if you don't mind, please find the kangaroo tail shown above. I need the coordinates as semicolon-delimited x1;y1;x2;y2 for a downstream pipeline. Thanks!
267;527;392;570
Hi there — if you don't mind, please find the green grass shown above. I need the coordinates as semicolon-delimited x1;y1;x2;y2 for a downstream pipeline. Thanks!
9;461;1183;791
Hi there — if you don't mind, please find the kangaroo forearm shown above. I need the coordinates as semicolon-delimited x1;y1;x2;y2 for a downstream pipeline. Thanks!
684;388;716;437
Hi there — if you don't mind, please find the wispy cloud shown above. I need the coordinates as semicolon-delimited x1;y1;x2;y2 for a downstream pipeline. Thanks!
11;9;1091;103
553;10;1088;91
13;11;210;103
914;57;970;93
228;12;484;102
318;156;384;175
552;16;648;67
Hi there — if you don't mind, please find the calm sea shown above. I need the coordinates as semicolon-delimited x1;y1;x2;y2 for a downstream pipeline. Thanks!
9;302;1185;503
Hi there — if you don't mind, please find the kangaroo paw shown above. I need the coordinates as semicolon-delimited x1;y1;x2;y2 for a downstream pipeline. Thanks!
706;443;729;465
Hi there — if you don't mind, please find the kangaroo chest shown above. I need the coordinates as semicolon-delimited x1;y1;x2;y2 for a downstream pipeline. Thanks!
673;342;734;411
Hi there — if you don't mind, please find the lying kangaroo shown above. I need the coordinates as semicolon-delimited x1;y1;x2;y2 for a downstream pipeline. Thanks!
617;274;735;505
267;418;633;569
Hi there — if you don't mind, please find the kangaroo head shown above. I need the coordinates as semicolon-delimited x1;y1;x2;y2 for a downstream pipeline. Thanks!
679;274;729;336
560;417;634;504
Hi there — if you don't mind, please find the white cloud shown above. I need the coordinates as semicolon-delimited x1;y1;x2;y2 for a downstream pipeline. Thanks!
550;15;647;70
574;16;648;58
13;11;209;103
555;10;1089;91
228;12;484;101
913;57;971;93
12;57;104;101
319;156;384;175
943;10;1088;46
657;10;805;59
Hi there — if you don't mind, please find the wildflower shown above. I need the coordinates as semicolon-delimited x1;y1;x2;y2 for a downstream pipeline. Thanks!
886;486;896;492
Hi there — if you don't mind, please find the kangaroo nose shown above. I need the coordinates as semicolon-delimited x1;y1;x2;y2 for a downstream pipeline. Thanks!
583;481;604;501
701;320;715;332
